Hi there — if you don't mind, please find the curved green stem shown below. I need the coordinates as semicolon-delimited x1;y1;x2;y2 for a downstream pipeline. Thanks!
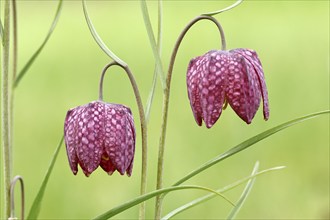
10;176;25;220
98;62;148;220
1;0;11;218
154;15;226;219
202;0;243;16
82;0;127;67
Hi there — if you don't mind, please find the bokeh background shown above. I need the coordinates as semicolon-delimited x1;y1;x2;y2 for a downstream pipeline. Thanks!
0;0;329;219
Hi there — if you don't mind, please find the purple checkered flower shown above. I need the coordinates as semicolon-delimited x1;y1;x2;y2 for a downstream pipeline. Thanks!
187;48;269;128
64;101;135;177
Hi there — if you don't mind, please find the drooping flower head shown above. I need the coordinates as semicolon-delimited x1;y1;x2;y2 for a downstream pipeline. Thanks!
64;101;135;177
187;48;269;128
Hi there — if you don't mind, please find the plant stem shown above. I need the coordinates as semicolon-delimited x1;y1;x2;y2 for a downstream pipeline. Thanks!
154;15;226;219
98;62;148;220
9;0;17;180
1;0;11;218
10;176;25;220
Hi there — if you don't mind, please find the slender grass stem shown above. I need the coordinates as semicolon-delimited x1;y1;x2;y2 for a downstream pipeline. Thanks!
9;0;17;181
98;62;148;220
202;0;243;16
154;16;226;219
1;0;11;218
145;0;163;122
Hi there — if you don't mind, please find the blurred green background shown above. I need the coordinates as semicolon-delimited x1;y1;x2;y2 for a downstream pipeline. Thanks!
1;0;329;219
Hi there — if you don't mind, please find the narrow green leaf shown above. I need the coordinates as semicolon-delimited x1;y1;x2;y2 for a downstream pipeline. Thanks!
173;110;329;186
202;0;243;16
140;0;165;90
145;0;163;122
0;18;3;45
227;161;259;219
0;1;3;44
162;165;285;220
27;136;64;219
14;0;63;88
93;185;234;220
145;70;158;122
82;0;126;67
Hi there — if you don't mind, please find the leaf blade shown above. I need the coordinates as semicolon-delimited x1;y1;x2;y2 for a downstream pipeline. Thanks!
27;136;64;219
162;165;285;220
93;185;234;220
0;18;3;44
14;0;63;88
140;0;165;89
173;110;329;186
227;161;259;219
202;0;243;16
145;0;163;122
82;0;126;67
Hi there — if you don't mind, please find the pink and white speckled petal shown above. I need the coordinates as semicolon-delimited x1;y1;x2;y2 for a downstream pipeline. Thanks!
233;48;269;120
64;107;82;175
75;102;104;176
200;51;227;128
225;54;260;124
125;109;136;176
186;56;204;126
104;105;130;175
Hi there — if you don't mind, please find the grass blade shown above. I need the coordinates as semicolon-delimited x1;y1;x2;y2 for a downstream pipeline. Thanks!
82;0;126;67
93;185;234;220
227;161;259;219
145;0;163;122
173;110;329;186
14;0;63;88
140;0;165;89
162;165;285;220
0;1;3;44
27;136;64;219
0;18;3;44
202;0;243;16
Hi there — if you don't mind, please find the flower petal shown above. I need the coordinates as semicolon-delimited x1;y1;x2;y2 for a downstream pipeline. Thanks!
75;101;104;176
200;51;227;128
64;108;81;175
234;49;269;120
100;152;116;175
104;104;131;175
225;53;261;124
125;108;135;176
186;56;204;126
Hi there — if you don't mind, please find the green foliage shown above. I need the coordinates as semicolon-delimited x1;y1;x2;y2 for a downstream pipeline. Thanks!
93;185;234;220
82;0;126;67
227;161;259;219
162;164;285;219
27;137;63;219
173;111;329;186
140;0;165;89
14;0;63;88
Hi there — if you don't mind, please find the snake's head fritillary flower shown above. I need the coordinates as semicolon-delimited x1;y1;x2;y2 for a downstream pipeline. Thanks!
64;101;136;177
187;48;269;128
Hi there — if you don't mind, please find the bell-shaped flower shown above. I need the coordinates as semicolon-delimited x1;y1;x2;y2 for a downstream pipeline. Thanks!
187;48;269;128
64;101;136;177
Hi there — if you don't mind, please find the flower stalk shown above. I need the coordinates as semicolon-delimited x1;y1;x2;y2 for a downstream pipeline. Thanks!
1;0;12;218
10;176;25;220
154;15;226;219
98;62;148;219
